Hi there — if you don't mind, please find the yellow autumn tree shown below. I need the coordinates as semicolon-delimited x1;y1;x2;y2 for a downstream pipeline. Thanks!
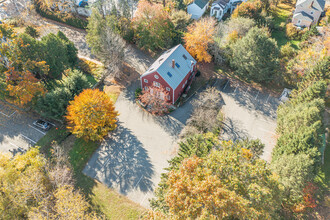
66;89;119;141
183;17;216;63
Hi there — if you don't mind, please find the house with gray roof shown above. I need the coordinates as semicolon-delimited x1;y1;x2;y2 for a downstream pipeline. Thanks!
292;0;326;27
140;45;197;104
210;0;247;21
187;0;210;20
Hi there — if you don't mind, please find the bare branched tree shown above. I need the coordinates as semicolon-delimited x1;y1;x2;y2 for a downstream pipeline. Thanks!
99;25;125;78
182;87;223;137
192;87;222;109
47;144;74;189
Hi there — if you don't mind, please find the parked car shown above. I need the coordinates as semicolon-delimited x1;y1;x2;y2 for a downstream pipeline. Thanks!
33;119;51;131
279;88;292;103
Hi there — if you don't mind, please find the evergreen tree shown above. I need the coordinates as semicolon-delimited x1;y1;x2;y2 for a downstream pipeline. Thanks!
230;27;279;82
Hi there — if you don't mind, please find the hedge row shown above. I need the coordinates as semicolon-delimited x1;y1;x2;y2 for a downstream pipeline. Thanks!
34;1;88;29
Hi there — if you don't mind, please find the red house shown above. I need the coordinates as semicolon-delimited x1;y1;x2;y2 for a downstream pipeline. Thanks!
140;44;197;104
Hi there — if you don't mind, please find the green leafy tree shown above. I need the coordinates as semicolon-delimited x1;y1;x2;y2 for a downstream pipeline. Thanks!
24;25;40;38
86;9;125;78
230;27;279;82
133;0;176;52
35;69;91;119
236;138;265;159
18;32;78;79
271;153;315;204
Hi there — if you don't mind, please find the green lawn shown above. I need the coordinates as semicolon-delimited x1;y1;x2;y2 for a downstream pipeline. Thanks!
36;127;70;155
271;3;301;48
36;129;146;219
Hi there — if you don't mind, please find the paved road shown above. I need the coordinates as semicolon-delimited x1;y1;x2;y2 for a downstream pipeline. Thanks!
83;81;194;208
219;80;279;161
0;101;49;155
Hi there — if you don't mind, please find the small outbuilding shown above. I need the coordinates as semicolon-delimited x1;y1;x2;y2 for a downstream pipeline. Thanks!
140;45;197;104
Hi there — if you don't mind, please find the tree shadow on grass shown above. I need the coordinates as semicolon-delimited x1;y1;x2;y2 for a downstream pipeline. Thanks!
83;124;154;195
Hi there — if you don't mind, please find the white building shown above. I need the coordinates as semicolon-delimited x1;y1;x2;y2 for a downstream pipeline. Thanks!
187;0;210;20
210;0;247;21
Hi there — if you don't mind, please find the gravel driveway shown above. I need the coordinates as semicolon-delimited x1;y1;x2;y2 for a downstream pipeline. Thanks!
83;81;194;208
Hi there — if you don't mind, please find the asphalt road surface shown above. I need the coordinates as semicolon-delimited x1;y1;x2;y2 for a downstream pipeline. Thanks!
0;101;49;155
219;80;279;161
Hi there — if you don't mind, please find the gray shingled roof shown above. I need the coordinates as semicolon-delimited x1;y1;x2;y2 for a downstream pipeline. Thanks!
294;11;314;21
141;44;197;90
212;0;230;7
296;0;326;11
194;0;209;9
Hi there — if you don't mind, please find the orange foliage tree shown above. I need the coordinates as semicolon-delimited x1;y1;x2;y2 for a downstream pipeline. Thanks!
183;17;216;63
0;24;47;106
232;0;263;20
139;86;171;115
66;89;119;141
165;156;254;219
5;67;46;106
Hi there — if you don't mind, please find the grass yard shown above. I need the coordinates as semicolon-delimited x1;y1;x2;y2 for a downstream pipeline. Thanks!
271;3;300;48
36;129;146;219
36;127;70;155
104;85;121;103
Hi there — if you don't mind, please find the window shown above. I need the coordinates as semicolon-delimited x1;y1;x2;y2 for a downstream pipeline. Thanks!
167;72;173;77
154;74;159;79
298;19;301;24
175;63;180;68
144;79;148;83
153;81;160;87
144;86;148;91
182;84;185;88
183;54;187;60
166;87;170;91
185;80;187;85
311;11;313;14
167;95;170;100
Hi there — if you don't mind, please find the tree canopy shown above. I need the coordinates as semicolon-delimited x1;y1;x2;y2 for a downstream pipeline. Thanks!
230;27;279;82
66;89;119;141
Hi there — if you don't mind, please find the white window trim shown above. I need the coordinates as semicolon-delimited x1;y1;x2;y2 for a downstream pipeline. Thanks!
153;81;160;88
154;74;159;79
144;79;148;83
166;87;170;91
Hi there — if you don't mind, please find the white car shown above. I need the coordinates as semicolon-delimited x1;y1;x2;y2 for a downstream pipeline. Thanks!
279;88;292;103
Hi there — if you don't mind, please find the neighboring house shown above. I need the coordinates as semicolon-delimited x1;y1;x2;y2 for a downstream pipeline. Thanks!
210;0;246;21
140;44;197;104
187;0;210;20
292;0;326;28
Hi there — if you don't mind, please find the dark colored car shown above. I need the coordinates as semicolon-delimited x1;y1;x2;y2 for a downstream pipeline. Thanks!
33;119;51;131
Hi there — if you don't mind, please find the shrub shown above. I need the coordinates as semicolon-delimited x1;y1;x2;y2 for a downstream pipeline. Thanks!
139;86;171;115
34;1;87;29
78;58;104;79
24;25;39;38
135;88;142;99
286;23;303;40
301;25;319;41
